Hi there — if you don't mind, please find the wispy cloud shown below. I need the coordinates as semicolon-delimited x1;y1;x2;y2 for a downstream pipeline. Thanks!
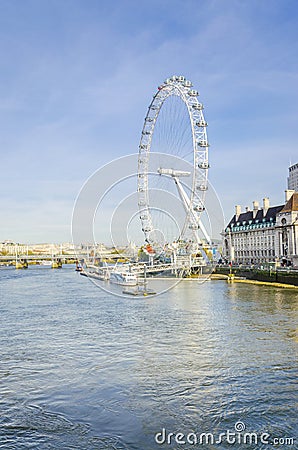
0;0;298;242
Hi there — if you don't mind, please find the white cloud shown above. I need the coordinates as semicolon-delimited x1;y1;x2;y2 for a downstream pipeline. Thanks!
1;0;298;241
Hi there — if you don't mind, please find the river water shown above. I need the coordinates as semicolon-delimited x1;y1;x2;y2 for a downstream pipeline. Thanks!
0;266;297;449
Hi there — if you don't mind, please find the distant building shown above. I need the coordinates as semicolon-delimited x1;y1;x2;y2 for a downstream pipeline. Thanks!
0;241;28;255
288;162;298;191
223;191;298;266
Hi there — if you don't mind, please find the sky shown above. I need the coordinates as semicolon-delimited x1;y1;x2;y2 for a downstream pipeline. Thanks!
1;0;298;244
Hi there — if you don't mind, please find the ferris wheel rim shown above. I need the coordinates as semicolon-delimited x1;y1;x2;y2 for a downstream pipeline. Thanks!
137;75;210;245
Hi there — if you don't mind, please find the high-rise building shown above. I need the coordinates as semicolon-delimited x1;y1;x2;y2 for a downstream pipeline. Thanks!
288;162;298;191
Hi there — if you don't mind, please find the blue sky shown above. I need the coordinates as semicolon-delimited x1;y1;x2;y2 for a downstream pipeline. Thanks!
1;0;298;243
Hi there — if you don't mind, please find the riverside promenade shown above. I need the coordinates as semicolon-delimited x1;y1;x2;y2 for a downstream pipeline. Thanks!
215;265;298;287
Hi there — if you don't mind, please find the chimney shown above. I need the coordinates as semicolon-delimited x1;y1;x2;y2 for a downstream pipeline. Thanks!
253;200;259;219
235;205;241;219
263;197;270;215
285;189;295;202
245;206;250;212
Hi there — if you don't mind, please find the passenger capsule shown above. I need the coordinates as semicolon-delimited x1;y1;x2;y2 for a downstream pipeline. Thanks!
188;89;199;96
196;120;207;127
194;205;205;212
184;80;193;87
192;103;204;110
196;184;208;191
198;140;209;147
198;162;210;169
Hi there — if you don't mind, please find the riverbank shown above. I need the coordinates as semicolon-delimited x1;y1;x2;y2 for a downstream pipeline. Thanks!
227;277;298;289
215;266;298;287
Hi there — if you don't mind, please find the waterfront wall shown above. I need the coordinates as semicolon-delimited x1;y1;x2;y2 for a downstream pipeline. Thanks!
215;266;298;286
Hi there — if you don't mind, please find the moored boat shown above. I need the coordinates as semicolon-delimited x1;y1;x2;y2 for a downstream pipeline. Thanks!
41;260;52;266
109;270;138;286
80;266;109;281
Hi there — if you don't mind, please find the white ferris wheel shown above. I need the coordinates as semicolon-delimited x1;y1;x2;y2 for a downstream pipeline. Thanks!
137;75;211;257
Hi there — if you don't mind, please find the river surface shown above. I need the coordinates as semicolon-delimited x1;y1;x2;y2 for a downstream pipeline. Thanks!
0;266;297;449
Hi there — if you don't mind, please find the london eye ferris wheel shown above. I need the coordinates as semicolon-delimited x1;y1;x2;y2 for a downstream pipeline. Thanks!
137;75;211;257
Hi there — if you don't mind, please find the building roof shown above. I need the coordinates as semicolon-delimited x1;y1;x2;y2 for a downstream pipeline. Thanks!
289;162;298;171
280;192;298;213
226;205;284;230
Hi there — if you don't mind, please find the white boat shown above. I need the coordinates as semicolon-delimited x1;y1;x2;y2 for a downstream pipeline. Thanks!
122;265;155;295
109;270;138;286
81;262;137;286
40;260;52;266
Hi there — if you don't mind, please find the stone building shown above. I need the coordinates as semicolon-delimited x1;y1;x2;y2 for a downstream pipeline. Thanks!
223;191;298;266
276;191;298;267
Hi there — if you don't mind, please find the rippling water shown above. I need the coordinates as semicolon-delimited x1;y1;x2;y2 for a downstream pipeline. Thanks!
0;266;297;449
